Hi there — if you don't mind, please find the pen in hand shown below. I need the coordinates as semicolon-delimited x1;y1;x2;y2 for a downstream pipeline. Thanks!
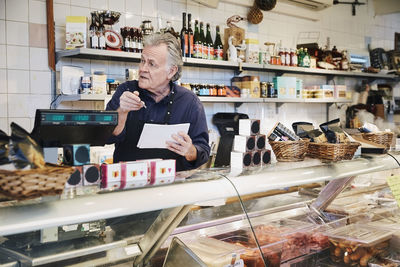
133;90;146;109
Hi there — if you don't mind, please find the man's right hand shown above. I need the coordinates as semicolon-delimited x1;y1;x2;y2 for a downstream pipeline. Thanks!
119;91;145;113
113;91;145;136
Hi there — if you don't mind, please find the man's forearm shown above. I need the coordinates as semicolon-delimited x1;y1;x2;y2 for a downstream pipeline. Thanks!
113;108;128;136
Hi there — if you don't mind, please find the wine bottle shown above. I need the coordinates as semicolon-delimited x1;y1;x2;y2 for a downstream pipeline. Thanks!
200;22;206;59
187;13;193;58
214;25;223;60
193;20;201;59
205;23;214;60
98;13;106;50
89;12;98;49
180;12;188;57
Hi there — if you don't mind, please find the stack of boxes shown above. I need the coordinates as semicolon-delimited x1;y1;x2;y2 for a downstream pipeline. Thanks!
101;159;175;190
64;144;102;189
273;77;303;99
230;119;271;171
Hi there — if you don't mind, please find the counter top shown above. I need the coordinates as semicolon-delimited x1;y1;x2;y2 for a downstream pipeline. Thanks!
0;154;399;236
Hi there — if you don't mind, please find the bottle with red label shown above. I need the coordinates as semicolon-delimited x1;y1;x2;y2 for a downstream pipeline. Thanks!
285;48;290;66
205;23;214;60
187;13;193;58
193;20;202;58
214;25;223;60
180;12;188;57
279;48;285;66
290;49;297;66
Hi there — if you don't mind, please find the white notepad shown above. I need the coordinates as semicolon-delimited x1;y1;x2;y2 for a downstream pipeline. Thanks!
137;123;190;149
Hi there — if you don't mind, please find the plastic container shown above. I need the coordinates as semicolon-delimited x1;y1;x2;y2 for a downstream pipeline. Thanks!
186;237;244;267
324;224;393;266
250;217;315;262
214;234;284;267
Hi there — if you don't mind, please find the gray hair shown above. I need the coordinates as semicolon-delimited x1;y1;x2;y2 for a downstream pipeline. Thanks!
143;33;183;82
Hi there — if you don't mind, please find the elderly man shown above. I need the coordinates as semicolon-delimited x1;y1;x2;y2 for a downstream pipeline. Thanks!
106;33;210;171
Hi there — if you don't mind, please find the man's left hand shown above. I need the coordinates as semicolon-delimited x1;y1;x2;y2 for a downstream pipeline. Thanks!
166;131;197;162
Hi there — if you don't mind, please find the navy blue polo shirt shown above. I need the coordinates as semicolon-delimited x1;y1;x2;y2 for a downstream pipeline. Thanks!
106;80;210;170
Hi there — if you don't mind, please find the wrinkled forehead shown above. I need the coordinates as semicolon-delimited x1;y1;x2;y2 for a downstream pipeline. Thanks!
142;44;169;64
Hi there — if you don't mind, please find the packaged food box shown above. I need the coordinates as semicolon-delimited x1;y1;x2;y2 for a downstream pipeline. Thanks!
335;85;347;99
324;224;393;266
65;16;87;49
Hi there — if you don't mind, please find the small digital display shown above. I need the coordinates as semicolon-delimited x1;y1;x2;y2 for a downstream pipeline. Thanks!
96;115;113;122
72;114;90;121
45;114;65;121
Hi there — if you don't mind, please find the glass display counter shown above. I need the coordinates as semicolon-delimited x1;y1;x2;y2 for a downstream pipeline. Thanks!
0;154;400;266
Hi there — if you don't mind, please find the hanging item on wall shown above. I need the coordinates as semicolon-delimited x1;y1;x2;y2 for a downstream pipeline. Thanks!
247;2;263;24
256;0;277;11
226;15;245;28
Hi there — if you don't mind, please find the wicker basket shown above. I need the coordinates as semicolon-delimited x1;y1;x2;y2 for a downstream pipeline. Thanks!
0;165;74;200
269;140;309;162
362;132;394;149
307;142;360;162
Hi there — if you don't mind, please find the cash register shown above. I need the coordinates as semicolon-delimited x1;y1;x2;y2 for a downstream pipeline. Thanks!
31;109;118;164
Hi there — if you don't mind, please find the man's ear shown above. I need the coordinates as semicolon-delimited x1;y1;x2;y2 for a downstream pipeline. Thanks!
167;65;178;80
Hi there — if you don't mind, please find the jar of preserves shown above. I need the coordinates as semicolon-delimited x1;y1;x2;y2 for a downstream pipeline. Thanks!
181;83;191;90
218;84;226;96
279;48;285;66
285;48;290;66
267;82;275;98
261;82;268;98
209;84;217;96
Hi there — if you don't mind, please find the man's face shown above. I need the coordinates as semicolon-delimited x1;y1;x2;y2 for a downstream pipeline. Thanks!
138;44;174;93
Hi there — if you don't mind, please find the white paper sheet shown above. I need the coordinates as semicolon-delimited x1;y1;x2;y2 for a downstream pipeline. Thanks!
137;123;190;149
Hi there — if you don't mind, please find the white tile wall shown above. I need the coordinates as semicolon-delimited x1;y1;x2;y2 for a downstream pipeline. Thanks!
90;0;107;10
54;3;71;27
125;0;141;16
70;5;91;18
30;71;51;94
108;0;125;12
0;0;5;20
0;118;8;134
7;94;31;118
71;0;90;7
6;0;29;22
56;0;70;4
29;94;51;116
0;69;6;93
0;94;7;117
6;21;29;46
6;45;29;69
9;117;32;132
7;70;30;93
29;0;47;24
142;0;157;18
30;47;49;71
0;20;5;44
0;45;5;68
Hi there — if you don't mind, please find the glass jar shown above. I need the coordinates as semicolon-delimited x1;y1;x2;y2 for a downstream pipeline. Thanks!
261;82;268;98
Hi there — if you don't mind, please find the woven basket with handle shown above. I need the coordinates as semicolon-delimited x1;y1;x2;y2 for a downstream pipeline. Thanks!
0;165;74;200
269;140;309;162
307;142;360;162
362;132;394;149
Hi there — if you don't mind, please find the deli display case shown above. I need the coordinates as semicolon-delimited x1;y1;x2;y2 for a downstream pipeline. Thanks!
1;154;400;266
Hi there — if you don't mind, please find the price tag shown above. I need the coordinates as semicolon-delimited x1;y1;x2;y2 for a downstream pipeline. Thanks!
386;175;400;207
